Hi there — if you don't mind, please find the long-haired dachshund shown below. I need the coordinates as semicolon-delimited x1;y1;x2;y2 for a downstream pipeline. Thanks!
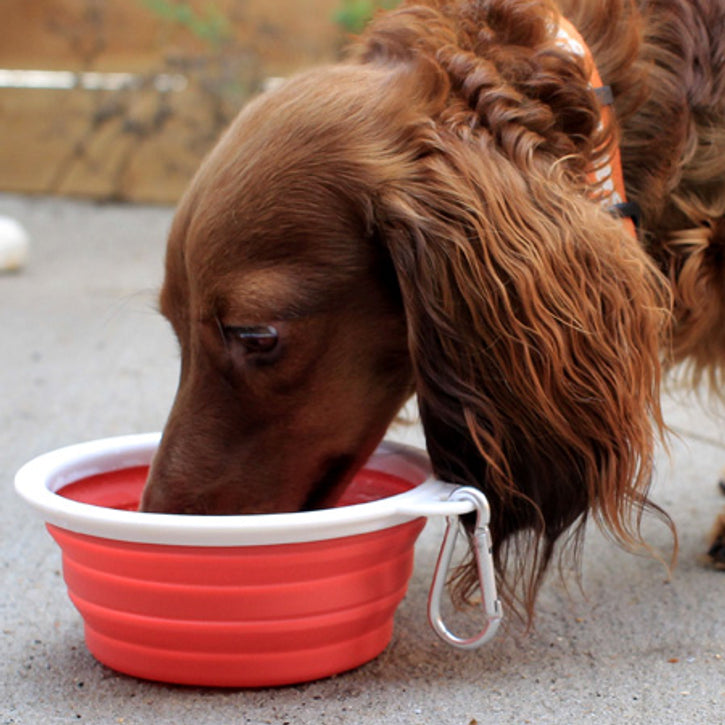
141;0;725;620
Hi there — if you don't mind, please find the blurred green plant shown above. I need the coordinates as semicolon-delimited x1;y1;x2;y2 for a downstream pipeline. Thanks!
334;0;400;34
139;0;233;48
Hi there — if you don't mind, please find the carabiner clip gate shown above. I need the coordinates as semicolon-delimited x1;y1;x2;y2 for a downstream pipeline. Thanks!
427;487;503;649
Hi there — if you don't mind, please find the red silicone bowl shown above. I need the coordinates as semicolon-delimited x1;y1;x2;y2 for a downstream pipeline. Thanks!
15;433;499;687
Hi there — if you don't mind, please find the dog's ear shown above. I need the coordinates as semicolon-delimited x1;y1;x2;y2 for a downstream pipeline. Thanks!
378;130;673;618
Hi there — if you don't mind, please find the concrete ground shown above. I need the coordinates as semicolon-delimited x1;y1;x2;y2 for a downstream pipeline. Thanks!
1;192;723;724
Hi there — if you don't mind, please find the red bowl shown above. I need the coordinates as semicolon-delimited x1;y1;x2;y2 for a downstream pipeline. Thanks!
15;434;444;687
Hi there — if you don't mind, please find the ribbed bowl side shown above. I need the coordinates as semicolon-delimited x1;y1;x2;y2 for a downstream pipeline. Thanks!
82;619;398;687
48;519;425;686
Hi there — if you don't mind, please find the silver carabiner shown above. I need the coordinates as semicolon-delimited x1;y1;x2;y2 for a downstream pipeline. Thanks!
427;486;503;649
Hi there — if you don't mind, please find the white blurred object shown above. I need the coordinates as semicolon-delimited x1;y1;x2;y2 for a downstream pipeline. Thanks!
262;76;286;93
0;216;29;271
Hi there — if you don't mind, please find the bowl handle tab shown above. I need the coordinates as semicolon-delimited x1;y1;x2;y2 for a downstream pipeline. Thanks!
426;486;503;650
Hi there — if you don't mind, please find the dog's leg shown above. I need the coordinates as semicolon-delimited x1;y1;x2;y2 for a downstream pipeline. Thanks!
705;477;725;570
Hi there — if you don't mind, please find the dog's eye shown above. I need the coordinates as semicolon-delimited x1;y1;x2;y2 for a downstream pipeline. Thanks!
223;325;279;357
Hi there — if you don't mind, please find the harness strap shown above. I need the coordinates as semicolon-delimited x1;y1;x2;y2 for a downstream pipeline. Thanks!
609;200;642;228
593;85;614;106
555;18;637;237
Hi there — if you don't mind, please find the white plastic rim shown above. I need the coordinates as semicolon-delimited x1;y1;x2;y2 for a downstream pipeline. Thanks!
14;433;475;546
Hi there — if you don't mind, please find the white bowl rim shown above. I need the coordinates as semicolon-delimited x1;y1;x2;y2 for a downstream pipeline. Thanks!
14;433;474;546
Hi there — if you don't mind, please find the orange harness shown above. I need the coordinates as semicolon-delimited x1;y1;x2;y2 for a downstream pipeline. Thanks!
555;17;637;237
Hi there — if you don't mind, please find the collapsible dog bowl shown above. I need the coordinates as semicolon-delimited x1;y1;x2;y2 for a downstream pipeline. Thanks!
15;433;501;687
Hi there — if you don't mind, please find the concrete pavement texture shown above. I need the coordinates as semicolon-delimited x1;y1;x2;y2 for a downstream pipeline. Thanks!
1;193;723;724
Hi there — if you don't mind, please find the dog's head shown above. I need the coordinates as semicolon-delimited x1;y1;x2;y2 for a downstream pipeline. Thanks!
142;2;672;617
141;67;420;514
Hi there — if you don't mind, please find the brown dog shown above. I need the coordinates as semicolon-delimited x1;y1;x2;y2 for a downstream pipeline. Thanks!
141;0;725;618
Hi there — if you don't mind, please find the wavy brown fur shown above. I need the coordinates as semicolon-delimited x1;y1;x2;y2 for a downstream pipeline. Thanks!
146;0;725;624
350;0;682;619
563;0;725;388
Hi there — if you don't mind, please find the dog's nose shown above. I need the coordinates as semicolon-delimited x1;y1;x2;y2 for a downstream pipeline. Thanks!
137;480;166;513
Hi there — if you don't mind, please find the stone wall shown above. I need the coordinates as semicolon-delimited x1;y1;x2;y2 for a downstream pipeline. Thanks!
0;0;344;202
